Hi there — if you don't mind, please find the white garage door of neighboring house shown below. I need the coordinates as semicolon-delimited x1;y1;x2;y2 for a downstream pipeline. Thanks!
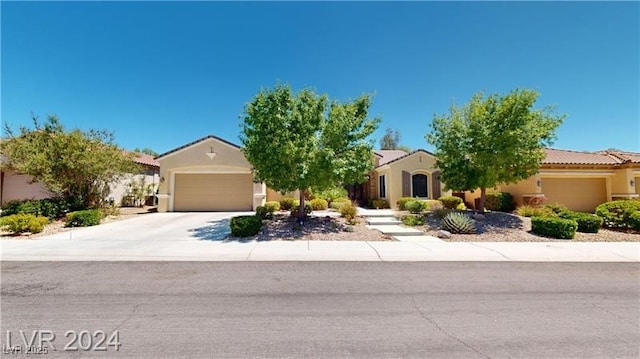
173;173;253;211
542;178;607;212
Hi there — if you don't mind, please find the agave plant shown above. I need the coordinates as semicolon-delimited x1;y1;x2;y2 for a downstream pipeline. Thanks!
441;212;477;234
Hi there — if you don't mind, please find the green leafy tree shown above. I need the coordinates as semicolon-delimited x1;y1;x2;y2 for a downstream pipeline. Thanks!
241;83;380;219
1;115;138;209
380;128;400;150
133;147;159;156
426;89;565;212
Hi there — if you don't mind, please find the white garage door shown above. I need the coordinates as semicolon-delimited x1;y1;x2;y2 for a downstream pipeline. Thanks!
542;177;607;212
174;173;253;211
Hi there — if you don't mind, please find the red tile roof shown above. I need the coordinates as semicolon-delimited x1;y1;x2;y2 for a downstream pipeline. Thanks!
376;150;409;166
602;150;640;164
133;153;159;167
542;148;621;165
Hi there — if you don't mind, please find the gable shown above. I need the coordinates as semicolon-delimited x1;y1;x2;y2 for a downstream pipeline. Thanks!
157;136;251;170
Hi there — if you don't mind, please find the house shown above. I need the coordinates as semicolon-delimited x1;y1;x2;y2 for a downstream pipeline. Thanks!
0;153;160;206
493;148;640;212
349;149;446;208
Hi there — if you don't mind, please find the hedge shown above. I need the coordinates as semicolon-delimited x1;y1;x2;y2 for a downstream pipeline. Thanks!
531;216;577;239
595;200;640;229
438;196;463;210
310;198;329;211
65;210;102;227
484;192;514;212
0;213;49;234
230;215;263;237
559;211;603;233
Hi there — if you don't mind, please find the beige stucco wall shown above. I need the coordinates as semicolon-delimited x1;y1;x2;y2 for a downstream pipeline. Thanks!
109;170;160;206
375;151;443;209
1;170;53;204
156;137;266;212
499;175;540;207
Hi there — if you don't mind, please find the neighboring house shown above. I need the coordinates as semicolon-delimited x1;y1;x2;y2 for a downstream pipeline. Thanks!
109;153;161;206
0;153;160;206
462;148;640;212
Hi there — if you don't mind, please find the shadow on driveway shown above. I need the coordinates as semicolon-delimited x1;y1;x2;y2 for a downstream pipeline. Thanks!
189;219;233;241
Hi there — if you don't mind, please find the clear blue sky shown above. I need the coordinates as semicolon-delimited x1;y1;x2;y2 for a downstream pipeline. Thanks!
2;1;639;154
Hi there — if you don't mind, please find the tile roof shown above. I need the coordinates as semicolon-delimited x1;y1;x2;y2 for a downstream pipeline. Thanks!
376;150;409;166
376;149;436;167
542;148;640;166
133;153;159;167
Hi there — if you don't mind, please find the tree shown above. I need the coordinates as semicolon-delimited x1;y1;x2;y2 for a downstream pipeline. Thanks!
426;89;565;212
133;147;159;156
380;128;400;150
241;83;380;220
1;115;138;209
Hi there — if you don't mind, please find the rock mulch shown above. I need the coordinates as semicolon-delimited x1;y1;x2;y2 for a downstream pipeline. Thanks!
0;206;156;240
232;213;394;242
399;211;640;242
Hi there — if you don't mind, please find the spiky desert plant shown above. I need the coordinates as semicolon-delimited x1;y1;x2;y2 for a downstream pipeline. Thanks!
441;212;477;234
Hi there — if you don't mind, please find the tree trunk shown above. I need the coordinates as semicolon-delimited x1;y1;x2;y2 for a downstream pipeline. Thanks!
479;187;487;213
298;190;306;222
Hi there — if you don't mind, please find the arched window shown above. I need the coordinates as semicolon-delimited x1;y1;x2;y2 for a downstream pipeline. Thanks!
412;174;429;198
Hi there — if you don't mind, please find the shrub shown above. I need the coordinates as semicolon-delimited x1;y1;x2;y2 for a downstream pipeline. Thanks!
484;192;514;212
516;205;555;218
424;200;443;211
339;201;357;221
264;201;281;212
531;216;577;239
310;198;329;211
595;200;640;229
441;212;477;234
290;203;313;217
100;203;121;217
559;211;603;233
371;199;389;209
65;210;102;227
279;197;296;211
405;200;428;214
230;215;263;237
438;195;463;210
401;215;425;226
630;211;640;230
0;213;49;234
432;208;452;220
255;206;274;220
456;202;467;211
312;187;348;204
544;203;570;216
332;197;351;204
0;197;71;219
397;197;414;211
330;201;348;210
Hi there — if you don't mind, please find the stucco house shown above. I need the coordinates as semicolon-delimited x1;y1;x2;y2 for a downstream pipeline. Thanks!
0;153;160;206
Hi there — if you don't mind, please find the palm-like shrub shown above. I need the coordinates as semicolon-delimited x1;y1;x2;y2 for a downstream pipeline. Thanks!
441;212;477;234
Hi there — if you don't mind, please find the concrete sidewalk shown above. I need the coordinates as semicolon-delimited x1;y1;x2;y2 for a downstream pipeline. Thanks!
2;237;638;262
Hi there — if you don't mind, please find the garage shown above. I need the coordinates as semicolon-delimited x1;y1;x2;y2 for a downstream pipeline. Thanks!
173;173;253;211
541;177;607;212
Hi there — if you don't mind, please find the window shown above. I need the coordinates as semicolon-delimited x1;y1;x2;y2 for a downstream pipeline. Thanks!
412;174;428;198
379;175;386;198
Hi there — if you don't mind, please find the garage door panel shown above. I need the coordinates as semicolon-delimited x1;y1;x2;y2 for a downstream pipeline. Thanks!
542;178;606;212
174;174;253;211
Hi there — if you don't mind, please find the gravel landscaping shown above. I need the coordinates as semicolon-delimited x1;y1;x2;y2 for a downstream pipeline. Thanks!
399;211;640;242
230;212;393;241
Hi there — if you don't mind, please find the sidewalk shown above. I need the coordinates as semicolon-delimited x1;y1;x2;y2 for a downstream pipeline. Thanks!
2;237;638;262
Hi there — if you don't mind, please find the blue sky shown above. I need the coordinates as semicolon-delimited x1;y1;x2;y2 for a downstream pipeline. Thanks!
2;1;638;154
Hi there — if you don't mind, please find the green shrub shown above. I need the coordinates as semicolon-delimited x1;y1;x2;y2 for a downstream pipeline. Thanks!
256;206;274;220
544;203;570;216
0;197;72;219
405;200;428;214
401;215;425;226
0;213;49;234
312;187;348;204
595;200;640;229
438;195;463;210
456;202;467;211
339;201;357;221
264;201;281;212
559;211;603;233
310;198;329;211
432;208;452;220
397;197;414;210
441;212;477;234
279;197;296;211
531;216;577;239
330;201;348;210
371;199;389;209
516;205;555;218
65;210;102;227
290;203;313;217
485;192;514;212
230;215;263;237
424;200;443;211
332;197;351;204
629;211;640;230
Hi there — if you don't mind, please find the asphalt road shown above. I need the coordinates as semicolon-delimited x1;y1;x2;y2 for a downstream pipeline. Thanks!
1;262;639;358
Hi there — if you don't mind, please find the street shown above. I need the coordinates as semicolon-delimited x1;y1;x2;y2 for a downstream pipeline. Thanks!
1;262;639;358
